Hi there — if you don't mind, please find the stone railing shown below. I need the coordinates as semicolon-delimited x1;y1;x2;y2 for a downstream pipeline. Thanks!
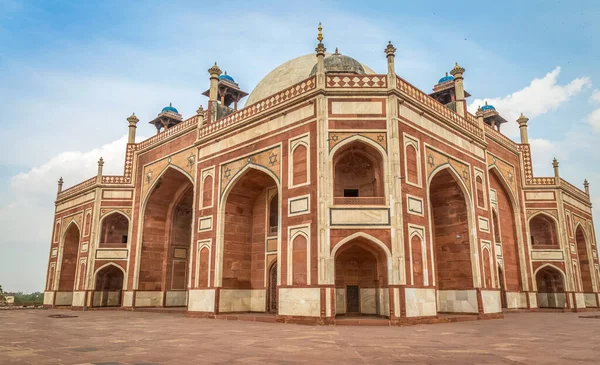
137;116;198;150
198;76;316;139
326;74;387;88
396;77;483;139
529;177;556;185
482;121;519;152
333;196;386;205
560;178;589;202
101;175;130;184
57;177;96;200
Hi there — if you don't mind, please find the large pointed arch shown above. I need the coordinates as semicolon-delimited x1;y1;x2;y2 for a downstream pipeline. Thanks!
134;165;195;308
57;220;81;293
214;163;282;289
575;223;594;293
427;163;480;288
488;168;524;293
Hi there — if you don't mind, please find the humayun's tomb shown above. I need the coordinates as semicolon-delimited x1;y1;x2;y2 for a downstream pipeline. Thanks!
43;25;600;325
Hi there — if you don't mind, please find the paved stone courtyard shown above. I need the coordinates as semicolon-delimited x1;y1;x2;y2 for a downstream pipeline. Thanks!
1;310;599;364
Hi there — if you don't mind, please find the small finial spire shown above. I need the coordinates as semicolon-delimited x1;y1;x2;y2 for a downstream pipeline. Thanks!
317;22;323;43
98;157;104;166
584;179;590;195
57;177;64;195
334;47;339;55
384;41;396;58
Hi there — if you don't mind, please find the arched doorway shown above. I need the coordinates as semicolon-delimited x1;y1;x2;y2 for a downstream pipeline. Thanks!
139;167;193;307
429;168;474;313
268;261;277;313
536;265;566;308
489;170;521;294
220;167;279;313
94;265;124;307
334;236;389;317
57;223;81;305
332;140;385;205
575;225;594;294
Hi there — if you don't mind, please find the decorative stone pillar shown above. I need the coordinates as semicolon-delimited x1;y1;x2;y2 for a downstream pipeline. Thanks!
196;105;206;126
476;106;486;141
127;113;139;144
584;179;590;195
315;22;326;89
208;62;222;101
552;157;560;183
517;113;529;144
57;177;64;196
384;41;396;88
97;157;104;184
450;62;466;117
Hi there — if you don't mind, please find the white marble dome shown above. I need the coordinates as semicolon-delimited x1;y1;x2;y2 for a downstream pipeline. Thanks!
245;53;375;106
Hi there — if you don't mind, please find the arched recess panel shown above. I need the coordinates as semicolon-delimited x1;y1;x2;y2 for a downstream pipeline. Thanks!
529;214;559;247
489;170;520;291
492;209;501;243
482;248;492;288
292;235;307;285
78;261;87;290
198;247;210;288
58;223;81;291
576;226;593;292
202;175;213;208
411;235;424;286
292;144;308;186
475;176;485;208
406;144;419;185
429;168;471;290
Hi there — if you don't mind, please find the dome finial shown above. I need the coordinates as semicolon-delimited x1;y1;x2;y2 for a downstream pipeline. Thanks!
334;47;339;55
317;22;323;43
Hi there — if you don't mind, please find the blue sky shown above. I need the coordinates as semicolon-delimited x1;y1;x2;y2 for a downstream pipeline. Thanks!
1;0;599;292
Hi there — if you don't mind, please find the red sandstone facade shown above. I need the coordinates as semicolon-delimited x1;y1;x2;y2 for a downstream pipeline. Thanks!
43;34;600;324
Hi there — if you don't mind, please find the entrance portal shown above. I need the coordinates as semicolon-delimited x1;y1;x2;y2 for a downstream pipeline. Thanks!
94;265;124;307
334;236;389;317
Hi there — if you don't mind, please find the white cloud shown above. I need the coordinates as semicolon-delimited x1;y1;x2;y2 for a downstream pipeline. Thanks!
468;67;591;138
588;108;600;132
590;89;600;103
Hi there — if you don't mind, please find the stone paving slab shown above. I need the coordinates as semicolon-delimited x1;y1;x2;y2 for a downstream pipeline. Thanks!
0;309;599;364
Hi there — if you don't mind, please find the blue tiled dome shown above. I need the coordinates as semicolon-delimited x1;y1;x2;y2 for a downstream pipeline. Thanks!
219;71;235;83
438;74;454;83
161;103;178;114
481;102;495;111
